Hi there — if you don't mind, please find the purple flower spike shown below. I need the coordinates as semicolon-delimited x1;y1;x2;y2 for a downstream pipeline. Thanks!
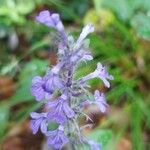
46;125;69;149
31;10;114;149
30;112;47;134
47;94;75;124
31;76;46;101
94;90;108;113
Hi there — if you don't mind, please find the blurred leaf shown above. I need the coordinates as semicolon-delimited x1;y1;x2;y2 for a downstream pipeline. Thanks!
19;59;48;79
69;0;89;18
16;0;35;15
102;0;134;22
131;13;150;40
0;59;18;75
144;0;150;10
46;0;80;21
0;106;9;137
93;0;103;12
0;0;37;25
131;100;144;150
102;0;150;22
107;78;136;103
5;59;48;106
83;9;115;30
13;102;43;122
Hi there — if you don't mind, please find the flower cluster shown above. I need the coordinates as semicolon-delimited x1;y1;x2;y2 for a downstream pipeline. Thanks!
30;10;113;150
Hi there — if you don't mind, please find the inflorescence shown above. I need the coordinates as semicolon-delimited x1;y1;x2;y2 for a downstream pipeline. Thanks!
30;10;114;150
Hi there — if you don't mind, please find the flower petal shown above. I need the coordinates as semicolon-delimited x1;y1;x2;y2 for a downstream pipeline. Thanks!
30;112;41;119
88;140;101;150
76;24;94;48
99;77;110;88
63;102;75;118
31;76;45;101
47;129;68;149
40;119;47;133
30;119;42;134
94;90;100;99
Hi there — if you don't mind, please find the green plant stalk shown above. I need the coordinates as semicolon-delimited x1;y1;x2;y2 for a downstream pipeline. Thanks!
131;100;144;150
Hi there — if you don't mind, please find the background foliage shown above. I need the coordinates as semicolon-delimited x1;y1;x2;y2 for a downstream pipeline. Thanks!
0;0;149;149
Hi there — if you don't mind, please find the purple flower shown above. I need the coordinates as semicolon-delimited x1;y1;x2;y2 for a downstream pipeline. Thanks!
47;94;75;124
82;54;93;61
78;62;113;88
88;140;101;150
46;125;69;149
70;50;93;64
36;10;63;32
93;63;114;88
94;90;108;113
31;76;47;101
31;65;64;101
81;90;108;113
44;73;64;97
30;112;47;134
36;10;67;43
76;24;94;49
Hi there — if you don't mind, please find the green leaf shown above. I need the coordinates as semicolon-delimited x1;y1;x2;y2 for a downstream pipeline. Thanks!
102;0;134;22
131;13;150;40
16;0;35;15
19;59;48;79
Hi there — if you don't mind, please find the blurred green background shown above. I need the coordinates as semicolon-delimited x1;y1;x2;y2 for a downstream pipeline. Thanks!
0;0;150;150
